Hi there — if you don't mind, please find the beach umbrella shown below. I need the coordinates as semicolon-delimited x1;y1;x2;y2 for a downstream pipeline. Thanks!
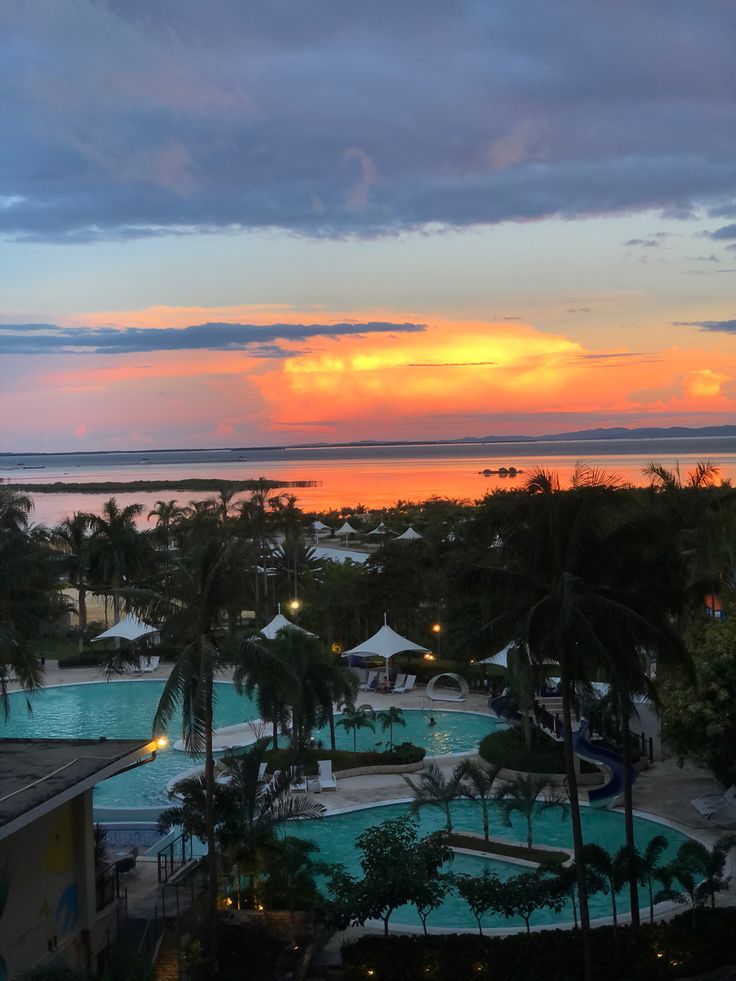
312;519;332;538
341;613;430;679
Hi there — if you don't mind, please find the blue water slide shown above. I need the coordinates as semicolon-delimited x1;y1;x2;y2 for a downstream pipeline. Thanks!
488;693;522;724
573;719;636;808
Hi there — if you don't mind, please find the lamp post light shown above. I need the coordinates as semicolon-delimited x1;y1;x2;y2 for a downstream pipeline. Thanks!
431;622;442;659
289;598;302;624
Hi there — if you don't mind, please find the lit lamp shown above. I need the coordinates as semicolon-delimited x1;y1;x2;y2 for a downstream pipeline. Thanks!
288;599;301;613
431;622;442;658
156;736;169;750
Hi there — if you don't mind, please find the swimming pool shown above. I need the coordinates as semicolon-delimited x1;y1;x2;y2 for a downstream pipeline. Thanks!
0;681;503;809
283;800;691;931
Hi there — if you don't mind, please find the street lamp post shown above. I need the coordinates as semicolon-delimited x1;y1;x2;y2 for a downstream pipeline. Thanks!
431;622;442;659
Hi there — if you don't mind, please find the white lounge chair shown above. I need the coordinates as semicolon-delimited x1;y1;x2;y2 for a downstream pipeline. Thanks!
359;671;378;691
290;765;308;792
317;759;337;791
140;655;160;674
393;674;416;695
257;761;268;782
692;785;736;817
390;674;407;693
709;801;736;830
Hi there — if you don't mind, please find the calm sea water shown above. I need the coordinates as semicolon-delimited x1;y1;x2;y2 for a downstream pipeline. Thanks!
2;438;735;525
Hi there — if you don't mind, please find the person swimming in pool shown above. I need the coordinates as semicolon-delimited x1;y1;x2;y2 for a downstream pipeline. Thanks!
428;716;436;726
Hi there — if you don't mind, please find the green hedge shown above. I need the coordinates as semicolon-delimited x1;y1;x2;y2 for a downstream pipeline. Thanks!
57;652;106;667
341;909;736;981
479;727;597;774
265;741;425;774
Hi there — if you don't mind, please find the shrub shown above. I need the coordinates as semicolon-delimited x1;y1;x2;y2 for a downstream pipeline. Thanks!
263;743;425;775
58;652;106;668
341;908;736;981
479;728;596;774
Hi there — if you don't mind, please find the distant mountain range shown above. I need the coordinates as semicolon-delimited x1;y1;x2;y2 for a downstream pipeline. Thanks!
287;424;736;450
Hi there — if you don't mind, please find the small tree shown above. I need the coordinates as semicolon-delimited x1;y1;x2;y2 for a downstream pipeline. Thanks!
581;843;628;928
633;836;668;924
404;761;463;834
338;705;375;752
377;706;406;750
455;759;500;841
455;869;504;935
495;773;567;850
325;816;449;937
500;869;565;933
657;836;736;923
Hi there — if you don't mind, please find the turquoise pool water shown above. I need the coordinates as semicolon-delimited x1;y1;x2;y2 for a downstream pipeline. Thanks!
283;801;691;930
0;682;502;808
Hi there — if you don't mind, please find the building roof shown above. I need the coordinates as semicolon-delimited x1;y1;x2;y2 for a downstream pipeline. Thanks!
0;738;155;840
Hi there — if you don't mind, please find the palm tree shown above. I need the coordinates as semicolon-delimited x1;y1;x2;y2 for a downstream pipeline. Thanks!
455;759;500;841
659;836;736;916
636;834;669;923
377;706;406;750
581;843;628;928
495;773;567;850
404;761;463;835
52;512;93;653
479;464;689;968
148;499;185;556
338;705;375;753
130;535;278;971
0;513;54;715
88;498;148;629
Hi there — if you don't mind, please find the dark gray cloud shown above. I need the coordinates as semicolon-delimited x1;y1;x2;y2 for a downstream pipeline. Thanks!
3;2;736;242
673;320;736;333
707;223;736;240
0;320;426;355
623;239;659;248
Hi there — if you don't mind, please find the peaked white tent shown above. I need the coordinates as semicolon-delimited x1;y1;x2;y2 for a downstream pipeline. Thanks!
91;613;159;644
336;520;359;540
396;524;423;541
312;519;332;537
367;520;392;537
476;643;513;668
342;614;430;678
260;603;316;640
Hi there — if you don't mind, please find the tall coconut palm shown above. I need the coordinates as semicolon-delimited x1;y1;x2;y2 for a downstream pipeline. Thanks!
0;518;54;715
88;498;148;629
636;834;669;923
130;535;278;971
148;499;185;556
479;465;689;971
52;512;93;653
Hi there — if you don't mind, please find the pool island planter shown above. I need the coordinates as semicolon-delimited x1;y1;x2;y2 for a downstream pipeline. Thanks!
447;832;572;867
332;760;425;778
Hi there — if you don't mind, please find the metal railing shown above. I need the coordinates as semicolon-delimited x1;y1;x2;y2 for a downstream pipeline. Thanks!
161;857;209;920
157;832;193;884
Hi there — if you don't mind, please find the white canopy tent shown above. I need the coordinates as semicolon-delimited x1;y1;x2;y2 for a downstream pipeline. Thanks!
91;613;159;644
367;520;392;538
312;519;332;537
260;604;316;640
336;520;359;540
396;524;423;541
341;614;430;678
476;643;513;668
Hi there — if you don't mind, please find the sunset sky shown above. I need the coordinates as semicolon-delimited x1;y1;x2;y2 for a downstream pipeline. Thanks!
2;2;736;451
